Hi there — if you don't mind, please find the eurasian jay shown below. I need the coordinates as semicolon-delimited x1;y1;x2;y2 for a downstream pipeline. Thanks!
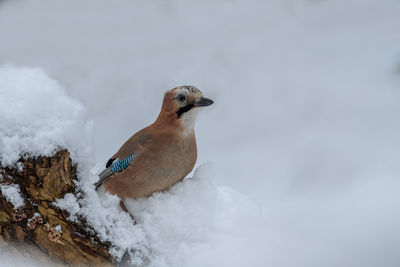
94;85;213;208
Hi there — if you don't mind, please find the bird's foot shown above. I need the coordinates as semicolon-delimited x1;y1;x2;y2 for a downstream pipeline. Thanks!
120;200;136;223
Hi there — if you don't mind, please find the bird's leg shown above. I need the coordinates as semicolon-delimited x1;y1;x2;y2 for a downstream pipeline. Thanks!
120;200;135;223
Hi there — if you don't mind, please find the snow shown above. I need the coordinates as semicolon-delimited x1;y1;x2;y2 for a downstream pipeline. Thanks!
0;66;92;167
0;251;41;267
53;193;80;222
16;162;24;172
54;182;149;263
0;183;25;208
29;212;42;221
54;225;62;233
125;164;266;267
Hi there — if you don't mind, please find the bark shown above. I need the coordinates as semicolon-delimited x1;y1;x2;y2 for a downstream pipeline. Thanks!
0;150;113;266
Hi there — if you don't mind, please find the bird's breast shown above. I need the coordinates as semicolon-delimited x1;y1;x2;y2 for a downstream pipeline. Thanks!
148;132;197;185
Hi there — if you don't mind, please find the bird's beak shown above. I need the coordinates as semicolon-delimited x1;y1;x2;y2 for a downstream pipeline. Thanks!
193;97;214;107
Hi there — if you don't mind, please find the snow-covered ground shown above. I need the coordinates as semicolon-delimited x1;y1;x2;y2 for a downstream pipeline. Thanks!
1;0;400;266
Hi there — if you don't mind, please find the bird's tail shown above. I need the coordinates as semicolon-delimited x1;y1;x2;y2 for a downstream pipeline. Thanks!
94;167;113;190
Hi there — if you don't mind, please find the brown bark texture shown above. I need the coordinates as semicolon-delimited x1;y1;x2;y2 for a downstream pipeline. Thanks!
0;150;114;266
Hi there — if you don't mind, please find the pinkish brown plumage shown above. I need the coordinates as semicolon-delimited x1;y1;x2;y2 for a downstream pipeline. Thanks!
95;86;213;202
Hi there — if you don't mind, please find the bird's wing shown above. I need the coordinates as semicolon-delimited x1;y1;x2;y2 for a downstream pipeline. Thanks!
94;130;152;190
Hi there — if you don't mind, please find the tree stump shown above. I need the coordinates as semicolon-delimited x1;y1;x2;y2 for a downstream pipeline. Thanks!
0;150;113;266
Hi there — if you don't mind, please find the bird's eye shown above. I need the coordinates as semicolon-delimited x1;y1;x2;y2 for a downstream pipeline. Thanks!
177;94;186;102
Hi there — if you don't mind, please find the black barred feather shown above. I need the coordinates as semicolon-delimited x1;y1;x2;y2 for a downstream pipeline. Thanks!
94;154;135;190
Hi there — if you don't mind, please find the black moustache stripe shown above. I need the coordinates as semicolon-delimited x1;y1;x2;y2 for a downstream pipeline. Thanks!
176;104;194;118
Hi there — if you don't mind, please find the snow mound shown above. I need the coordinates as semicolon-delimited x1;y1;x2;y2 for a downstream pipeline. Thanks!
0;66;92;167
125;164;266;267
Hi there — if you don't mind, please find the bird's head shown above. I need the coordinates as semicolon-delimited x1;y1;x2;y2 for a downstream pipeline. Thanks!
157;85;214;131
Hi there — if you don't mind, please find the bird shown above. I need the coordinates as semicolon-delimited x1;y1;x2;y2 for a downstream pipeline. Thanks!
94;85;213;211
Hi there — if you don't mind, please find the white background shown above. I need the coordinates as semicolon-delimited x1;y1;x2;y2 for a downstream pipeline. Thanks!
1;0;400;266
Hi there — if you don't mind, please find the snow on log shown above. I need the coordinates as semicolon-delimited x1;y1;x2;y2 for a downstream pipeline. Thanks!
0;150;113;266
0;67;146;265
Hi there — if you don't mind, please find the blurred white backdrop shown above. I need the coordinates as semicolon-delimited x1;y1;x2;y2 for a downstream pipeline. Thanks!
1;0;400;266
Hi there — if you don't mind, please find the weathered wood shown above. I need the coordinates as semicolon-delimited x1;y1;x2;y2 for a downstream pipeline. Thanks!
0;150;113;266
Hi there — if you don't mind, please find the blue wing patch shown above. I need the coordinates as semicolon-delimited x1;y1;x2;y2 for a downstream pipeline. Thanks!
111;154;135;172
